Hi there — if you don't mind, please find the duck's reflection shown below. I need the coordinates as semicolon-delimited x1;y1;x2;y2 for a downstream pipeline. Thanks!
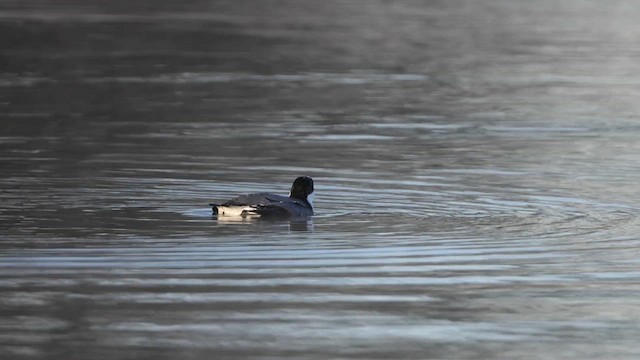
288;218;314;232
213;214;314;232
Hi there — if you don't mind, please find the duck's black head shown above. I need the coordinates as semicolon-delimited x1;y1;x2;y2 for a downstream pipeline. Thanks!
289;176;314;203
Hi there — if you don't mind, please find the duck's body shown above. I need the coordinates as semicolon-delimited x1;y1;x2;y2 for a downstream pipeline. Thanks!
211;176;314;218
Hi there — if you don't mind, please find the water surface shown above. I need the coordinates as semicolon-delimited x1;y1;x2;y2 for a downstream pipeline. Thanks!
2;1;640;359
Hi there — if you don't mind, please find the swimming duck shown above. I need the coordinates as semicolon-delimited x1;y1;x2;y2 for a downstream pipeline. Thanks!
210;176;314;217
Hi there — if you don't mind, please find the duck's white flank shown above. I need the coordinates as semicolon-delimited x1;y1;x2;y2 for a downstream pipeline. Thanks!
216;205;256;217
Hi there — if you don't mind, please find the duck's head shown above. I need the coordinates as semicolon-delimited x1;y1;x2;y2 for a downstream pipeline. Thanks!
289;176;314;207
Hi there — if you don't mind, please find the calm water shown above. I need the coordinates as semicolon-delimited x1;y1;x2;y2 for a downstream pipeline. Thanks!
2;0;640;359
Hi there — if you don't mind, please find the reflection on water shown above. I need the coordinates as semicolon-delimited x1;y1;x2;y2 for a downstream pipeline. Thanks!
3;0;640;359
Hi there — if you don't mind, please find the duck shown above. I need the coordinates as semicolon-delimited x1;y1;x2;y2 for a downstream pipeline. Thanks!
210;176;314;217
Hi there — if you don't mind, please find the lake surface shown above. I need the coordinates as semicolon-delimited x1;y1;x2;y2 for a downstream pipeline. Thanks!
2;0;640;359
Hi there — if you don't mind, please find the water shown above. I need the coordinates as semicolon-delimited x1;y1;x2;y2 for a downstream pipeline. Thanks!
2;0;640;358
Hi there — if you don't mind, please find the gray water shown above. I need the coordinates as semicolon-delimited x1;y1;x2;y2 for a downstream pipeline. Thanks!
2;0;640;359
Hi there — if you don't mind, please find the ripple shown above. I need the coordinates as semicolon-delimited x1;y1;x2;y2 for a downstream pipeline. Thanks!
81;72;430;85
